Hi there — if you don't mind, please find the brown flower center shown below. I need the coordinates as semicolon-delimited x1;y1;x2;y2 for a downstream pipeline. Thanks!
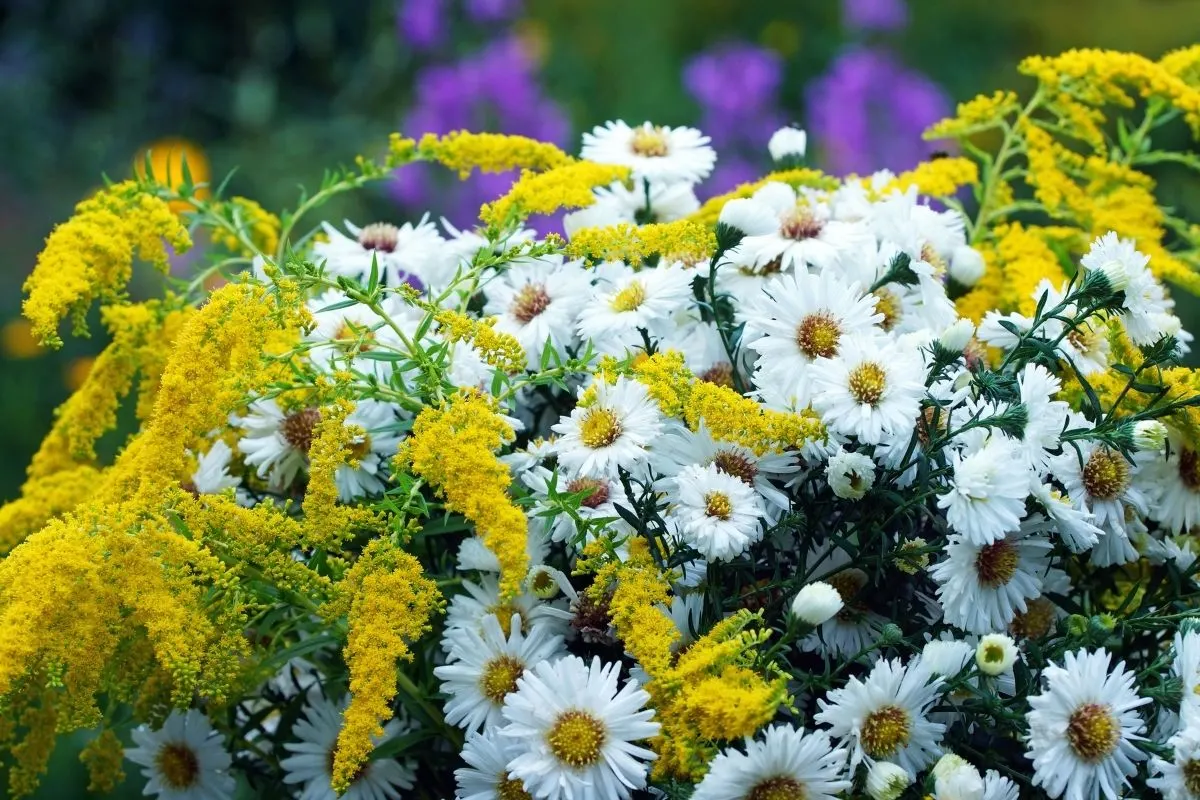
713;450;758;486
861;704;911;759
357;222;400;252
566;477;611;509
796;312;842;359
1066;702;1120;762
699;362;735;388
511;283;552;324
848;362;888;406
976;539;1019;588
1010;596;1056;639
780;208;824;241
547;710;607;767
155;743;199;790
747;776;809;800
739;256;785;278
1082;448;1130;501
497;773;534;800
1180;448;1200;491
281;408;322;453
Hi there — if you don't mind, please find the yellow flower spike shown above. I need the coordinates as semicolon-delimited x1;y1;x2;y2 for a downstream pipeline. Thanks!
80;729;126;794
879;157;979;198
480;162;631;230
22;181;192;348
927;90;1020;139
401;392;529;599
301;399;385;552
565;220;716;266
8;694;58;799
688;168;838;228
416;131;574;177
992;223;1070;316
435;310;526;374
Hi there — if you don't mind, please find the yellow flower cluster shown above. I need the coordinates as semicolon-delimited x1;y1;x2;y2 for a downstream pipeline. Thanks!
400;392;530;598
630;351;825;454
22;181;192;347
879;156;979;198
927;90;1020;138
688;168;838;227
8;693;57;798
435;310;527;374
324;539;441;793
415;131;573;177
301;399;384;551
1161;44;1200;84
79;729;126;794
480;162;630;229
566;220;716;266
210;196;281;257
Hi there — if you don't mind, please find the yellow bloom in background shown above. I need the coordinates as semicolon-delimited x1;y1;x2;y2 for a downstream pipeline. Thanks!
63;356;94;392
0;319;42;359
132;138;211;213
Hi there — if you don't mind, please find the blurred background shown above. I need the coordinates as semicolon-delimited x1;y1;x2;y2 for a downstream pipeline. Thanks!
1;0;1200;795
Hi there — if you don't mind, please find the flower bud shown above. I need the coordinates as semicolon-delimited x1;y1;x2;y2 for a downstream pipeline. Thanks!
768;126;807;162
933;753;984;800
717;198;778;238
1133;420;1168;452
880;623;904;645
790;582;844;626
866;760;911;800
938;319;976;353
527;564;565;599
949;244;985;287
975;633;1018;676
1086;257;1130;292
825;450;876;500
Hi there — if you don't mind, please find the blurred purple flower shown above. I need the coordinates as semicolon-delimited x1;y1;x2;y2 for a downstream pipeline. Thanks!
397;0;444;49
842;0;909;32
805;46;950;176
465;0;523;22
684;44;782;119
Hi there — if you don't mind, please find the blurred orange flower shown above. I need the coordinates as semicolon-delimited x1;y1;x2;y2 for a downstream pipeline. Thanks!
133;138;211;213
1;319;42;359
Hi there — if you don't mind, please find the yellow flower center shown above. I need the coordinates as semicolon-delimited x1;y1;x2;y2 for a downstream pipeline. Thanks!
1082;448;1130;501
497;773;534;800
547;709;607;768
488;602;526;637
348;433;372;461
529;568;556;595
1010;596;1056;639
281;408;322;453
713;450;758;486
480;655;525;704
795;312;842;359
1066;702;1120;762
610;281;647;312
1180;449;1200;491
511;283;552;324
747;776;809;800
872;288;902;332
631;127;669;157
975;539;1019;588
848;362;888;406
860;704;911;759
357;222;400;252
921;242;947;275
780;208;824;241
704;491;733;520
578;407;623;449
155;743;200;790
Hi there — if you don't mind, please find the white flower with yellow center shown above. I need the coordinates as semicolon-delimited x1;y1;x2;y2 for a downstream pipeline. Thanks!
743;270;883;405
436;613;567;733
483;256;593;371
1050;436;1150;564
125;709;234;800
578;263;696;357
668;462;765;562
928;524;1054;634
445;575;573;641
563;179;700;235
732;182;874;273
810;334;924;445
938;434;1031;546
280;692;416;800
1150;725;1200;800
1025;648;1149;800
581;120;716;184
690;725;851;800
500;655;659;800
815;657;946;777
456;728;534;800
551;377;665;478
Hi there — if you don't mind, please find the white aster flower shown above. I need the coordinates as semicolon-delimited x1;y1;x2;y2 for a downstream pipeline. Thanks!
717;197;780;238
524;466;632;548
975;633;1019;676
1149;725;1200;800
733;183;874;273
1031;485;1102;553
280;692;416;800
501;655;659;800
668;462;765;562
313;217;449;291
581;120;715;184
815;657;946;776
483;256;592;370
1174;629;1200;728
236;398;321;489
435;613;567;732
826;449;876;500
938;434;1031;546
1050;438;1149;546
1017;363;1069;475
690;725;850;800
564;180;700;235
125;709;234;800
456;519;551;574
455;728;532;800
800;546;886;659
576;262;695;356
445;575;572;640
551;377;664;478
810;335;924;445
1025;648;1149;800
190;439;241;495
981;770;1020;800
920;639;975;679
929;523;1055;635
1144;432;1200;534
1082;232;1170;345
792;582;845;626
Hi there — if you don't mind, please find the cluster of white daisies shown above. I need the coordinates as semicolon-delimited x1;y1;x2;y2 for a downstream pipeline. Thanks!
125;119;1200;800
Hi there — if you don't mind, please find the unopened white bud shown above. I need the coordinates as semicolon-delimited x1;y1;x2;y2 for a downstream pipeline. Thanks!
826;450;876;500
768;126;807;162
949;244;986;287
718;198;779;237
791;581;844;626
975;633;1018;676
1090;258;1130;292
933;753;984;800
866;760;911;800
1134;420;1168;452
939;319;976;353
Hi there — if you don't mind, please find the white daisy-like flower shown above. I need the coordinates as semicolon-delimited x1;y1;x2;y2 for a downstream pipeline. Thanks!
690;724;851;800
551;376;665;478
814;657;946;776
1031;484;1102;553
563;180;701;235
744;268;888;402
444;575;573;640
667;462;765;562
190;439;241;495
1149;725;1200;800
280;692;416;800
920;639;975;679
334;399;402;502
500;655;659;800
929;523;1055;634
981;770;1019;800
483;256;593;370
313;217;450;291
732;183;874;273
581;120;716;184
1144;432;1200;534
455;728;532;800
1081;231;1167;345
810;335;924;445
125;709;234;800
1025;648;1149;800
938;434;1031;546
1017;363;1069;476
576;262;695;356
435;613;567;732
1050;438;1149;541
825;449;876;500
717;197;780;238
236;398;321;489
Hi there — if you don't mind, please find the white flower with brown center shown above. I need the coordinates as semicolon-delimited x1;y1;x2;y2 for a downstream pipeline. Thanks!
1150;725;1200;800
1025;648;1149;800
313;217;452;292
484;256;593;371
732;182;874;274
500;655;659;800
236;398;322;490
690;724;851;800
125;709;234;800
581;120;716;184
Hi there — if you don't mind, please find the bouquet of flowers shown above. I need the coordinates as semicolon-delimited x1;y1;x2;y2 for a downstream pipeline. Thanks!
7;46;1200;800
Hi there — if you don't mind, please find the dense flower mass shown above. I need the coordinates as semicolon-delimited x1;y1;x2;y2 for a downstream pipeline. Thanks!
5;45;1200;800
